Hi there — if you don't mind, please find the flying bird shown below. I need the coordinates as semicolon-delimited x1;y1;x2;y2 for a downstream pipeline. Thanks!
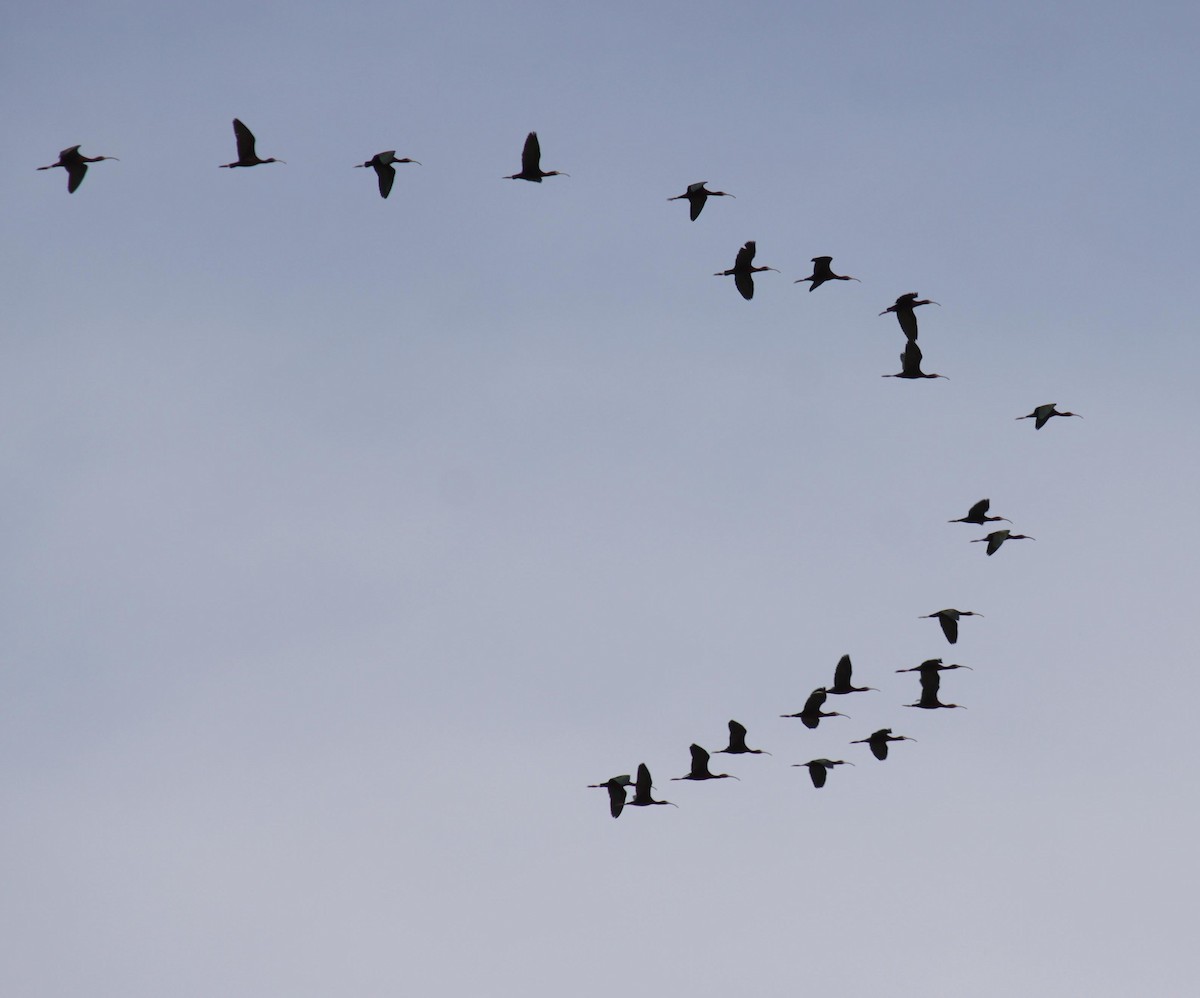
672;744;739;782
883;340;947;380
356;150;420;198
826;654;877;695
714;720;770;755
972;528;1035;556
949;499;1011;526
37;145;118;193
220;119;284;168
793;759;854;788
851;728;916;761
794;256;860;292
920;609;983;645
588;776;631;818
668;181;734;220
715;240;779;300
1017;403;1082;429
504;131;568;182
897;661;971;709
781;687;849;730
880;293;939;341
626;763;677;809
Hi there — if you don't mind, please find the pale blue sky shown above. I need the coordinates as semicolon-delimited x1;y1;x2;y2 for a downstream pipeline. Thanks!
4;3;1198;996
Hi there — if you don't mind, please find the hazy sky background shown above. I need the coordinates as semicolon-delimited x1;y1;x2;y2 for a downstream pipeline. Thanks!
4;2;1198;995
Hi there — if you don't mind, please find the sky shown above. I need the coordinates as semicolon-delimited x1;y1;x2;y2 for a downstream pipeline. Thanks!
4;2;1199;995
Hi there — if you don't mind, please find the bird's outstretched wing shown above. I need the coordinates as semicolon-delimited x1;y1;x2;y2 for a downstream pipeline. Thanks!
232;119;258;161
521;132;541;175
376;161;396;198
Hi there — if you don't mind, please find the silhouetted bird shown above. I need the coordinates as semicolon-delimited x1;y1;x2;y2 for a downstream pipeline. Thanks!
672;744;739;782
949;499;1011;526
627;763;677;809
1017;403;1082;430
895;658;973;682
220;119;284;168
588;777;630;818
668;181;734;220
715;241;779;300
794;256;860;292
793;759;854;788
714;720;770;755
851;728;916;761
883;340;947;380
972;528;1035;556
504;132;568;182
356;150;420;198
826;654;877;695
905;688;966;709
37;145;118;193
782;687;849;730
920;609;983;645
880;293;939;341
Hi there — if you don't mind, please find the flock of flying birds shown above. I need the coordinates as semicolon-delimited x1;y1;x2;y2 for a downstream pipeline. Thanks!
37;122;1085;819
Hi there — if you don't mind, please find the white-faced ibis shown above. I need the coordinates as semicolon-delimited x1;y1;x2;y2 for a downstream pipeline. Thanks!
504;132;568;182
588;776;631;818
920;609;983;645
220;119;284;168
715;241;779;300
672;744;739;782
880;293;939;341
627;763;677;809
793;758;854;788
37;145;118;193
896;658;973;681
883;340;947;380
357;150;420;198
949;499;1011;526
714;720;770;755
972;528;1035;556
782;687;849;730
668;181;734;220
906;689;966;709
1017;403;1082;430
826;654;877;695
851;728;916;761
794;256;860;292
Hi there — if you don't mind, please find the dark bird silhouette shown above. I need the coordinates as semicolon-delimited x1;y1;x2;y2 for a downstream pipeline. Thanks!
794;256;860;292
357;150;420;198
37;145;118;193
883;340;947;380
715;241;779;300
826;654;877;695
220;119;284;168
896;658;973;682
627;763;677;809
672;744;739;782
782;687;849;730
972;528;1035;555
1017;403;1082;430
906;688;966;709
668;181;734;220
949;499;1011;526
714;720;771;755
793;759;854;788
588;776;630;818
920;609;983;645
851;728;916;761
504;131;568;182
880;293;939;341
